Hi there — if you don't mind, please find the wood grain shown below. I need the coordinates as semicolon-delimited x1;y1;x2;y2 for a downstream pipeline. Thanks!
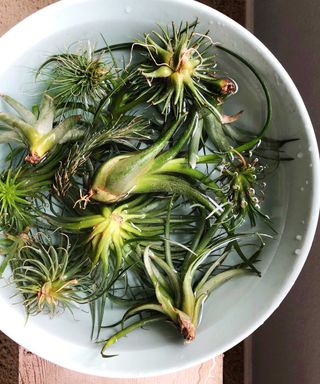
18;352;222;384
0;0;249;383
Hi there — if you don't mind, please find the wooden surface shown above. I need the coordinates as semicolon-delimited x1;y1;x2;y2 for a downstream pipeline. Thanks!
18;351;222;384
0;1;248;383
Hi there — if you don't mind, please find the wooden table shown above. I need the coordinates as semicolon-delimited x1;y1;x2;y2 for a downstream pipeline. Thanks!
0;1;251;383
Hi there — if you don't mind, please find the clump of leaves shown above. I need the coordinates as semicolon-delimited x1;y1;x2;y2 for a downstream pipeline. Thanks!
0;152;58;234
11;234;93;316
37;42;113;108
0;93;83;164
53;115;150;197
133;22;236;116
214;150;269;227
100;234;260;356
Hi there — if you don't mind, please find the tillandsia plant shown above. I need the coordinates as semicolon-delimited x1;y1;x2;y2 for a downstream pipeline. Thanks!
0;150;61;234
37;42;113;109
81;112;226;216
132;22;236;116
0;93;83;164
10;233;94;316
53;115;150;197
214;150;270;228
45;195;196;279
100;235;260;355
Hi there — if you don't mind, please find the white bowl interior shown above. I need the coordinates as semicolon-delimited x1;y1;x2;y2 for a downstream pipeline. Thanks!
0;0;319;378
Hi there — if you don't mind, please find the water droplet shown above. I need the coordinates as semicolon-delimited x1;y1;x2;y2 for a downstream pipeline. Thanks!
274;74;281;86
309;163;313;167
300;186;305;191
301;220;305;225
209;20;214;25
294;249;301;255
297;152;304;159
295;235;302;241
305;180;309;185
125;6;132;13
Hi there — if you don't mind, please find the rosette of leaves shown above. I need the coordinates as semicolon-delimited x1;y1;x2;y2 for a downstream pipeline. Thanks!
46;196;196;280
0;93;84;164
10;234;94;316
100;233;260;356
37;42;113;109
0;151;60;234
214;151;270;228
132;22;236;116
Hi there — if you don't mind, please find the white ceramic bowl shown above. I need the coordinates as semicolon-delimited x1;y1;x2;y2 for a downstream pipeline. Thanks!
0;0;319;378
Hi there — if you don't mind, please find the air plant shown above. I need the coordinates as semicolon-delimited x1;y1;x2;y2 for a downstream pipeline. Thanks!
214;151;269;227
100;236;258;356
0;93;83;164
37;42;113;109
46;196;196;279
10;234;93;316
0;152;59;234
81;112;225;217
132;22;236;116
53;115;150;197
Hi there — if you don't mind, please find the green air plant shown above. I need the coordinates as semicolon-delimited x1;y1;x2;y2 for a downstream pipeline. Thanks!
214;150;270;228
0;152;59;234
100;238;256;356
53;115;150;197
10;234;93;316
0;93;83;164
132;22;237;116
81;112;225;216
37;42;113;109
46;196;195;279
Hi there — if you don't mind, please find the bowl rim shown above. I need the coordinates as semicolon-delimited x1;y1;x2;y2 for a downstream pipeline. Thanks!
0;0;319;378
